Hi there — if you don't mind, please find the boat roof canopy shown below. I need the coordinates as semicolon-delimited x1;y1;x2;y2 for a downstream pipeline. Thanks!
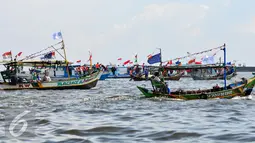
2;60;73;67
158;64;233;70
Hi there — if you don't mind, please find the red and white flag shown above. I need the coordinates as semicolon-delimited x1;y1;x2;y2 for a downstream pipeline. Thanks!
15;52;22;58
76;60;81;63
117;58;122;61
2;51;12;59
123;60;130;65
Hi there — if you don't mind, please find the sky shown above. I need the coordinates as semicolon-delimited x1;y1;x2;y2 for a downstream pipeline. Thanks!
0;0;255;66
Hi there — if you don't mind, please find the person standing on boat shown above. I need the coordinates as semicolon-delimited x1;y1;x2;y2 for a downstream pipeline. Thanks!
144;68;149;80
96;62;100;69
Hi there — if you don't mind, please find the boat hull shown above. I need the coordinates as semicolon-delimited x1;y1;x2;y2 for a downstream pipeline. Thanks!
137;76;255;100
99;72;110;80
137;85;247;100
131;73;183;81
0;71;102;90
191;73;237;80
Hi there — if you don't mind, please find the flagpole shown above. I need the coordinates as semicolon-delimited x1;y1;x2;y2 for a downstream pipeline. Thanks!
60;31;70;78
10;50;13;62
159;48;162;66
223;43;227;90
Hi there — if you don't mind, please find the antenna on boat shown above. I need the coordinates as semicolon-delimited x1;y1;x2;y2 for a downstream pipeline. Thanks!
60;31;70;79
223;43;227;90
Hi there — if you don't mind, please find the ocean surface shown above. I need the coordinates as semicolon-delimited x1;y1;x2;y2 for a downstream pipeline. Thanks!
0;72;255;143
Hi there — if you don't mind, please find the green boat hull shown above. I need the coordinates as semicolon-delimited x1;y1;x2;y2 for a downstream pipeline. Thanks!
137;76;255;100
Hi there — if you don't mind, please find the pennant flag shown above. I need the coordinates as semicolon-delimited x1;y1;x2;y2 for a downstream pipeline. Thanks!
123;60;130;65
147;54;152;59
76;60;81;63
43;51;55;59
129;61;133;64
147;53;161;64
52;32;62;40
175;61;182;66
88;50;92;68
17;52;22;57
202;56;214;64
188;59;195;64
117;58;122;61
168;60;173;65
2;51;12;59
195;61;202;64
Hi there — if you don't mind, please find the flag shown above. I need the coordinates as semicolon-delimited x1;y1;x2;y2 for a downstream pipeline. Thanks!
43;51;55;59
195;61;202;64
129;61;133;64
147;54;152;59
2;51;12;59
52;32;62;40
123;60;130;65
17;52;22;57
202;56;214;64
76;60;81;63
15;52;22;59
88;50;92;68
188;59;196;64
88;51;92;62
168;60;173;65
117;58;122;61
134;54;138;63
147;53;161;64
175;61;181;66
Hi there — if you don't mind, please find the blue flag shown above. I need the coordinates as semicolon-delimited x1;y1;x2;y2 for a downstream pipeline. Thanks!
42;52;55;59
52;32;62;40
147;53;161;64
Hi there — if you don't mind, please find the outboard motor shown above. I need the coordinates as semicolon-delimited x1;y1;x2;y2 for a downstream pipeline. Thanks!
244;88;253;96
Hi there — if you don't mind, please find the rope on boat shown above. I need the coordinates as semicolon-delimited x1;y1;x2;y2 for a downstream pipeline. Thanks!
163;44;225;63
19;41;63;61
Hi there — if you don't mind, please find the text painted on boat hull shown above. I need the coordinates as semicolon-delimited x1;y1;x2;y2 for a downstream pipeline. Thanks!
57;79;84;86
207;91;233;98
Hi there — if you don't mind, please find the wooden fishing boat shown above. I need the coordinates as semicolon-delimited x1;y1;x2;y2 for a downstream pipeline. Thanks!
137;44;255;100
99;72;110;80
137;74;255;100
191;72;237;80
0;35;102;90
0;70;102;90
130;72;183;81
190;66;237;80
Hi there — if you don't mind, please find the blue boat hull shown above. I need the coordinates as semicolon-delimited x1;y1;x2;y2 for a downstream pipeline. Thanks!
100;73;110;80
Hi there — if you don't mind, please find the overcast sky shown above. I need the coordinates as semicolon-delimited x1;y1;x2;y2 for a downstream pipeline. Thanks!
0;0;254;66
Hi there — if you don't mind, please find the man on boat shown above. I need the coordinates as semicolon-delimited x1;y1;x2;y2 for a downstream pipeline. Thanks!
213;84;220;91
144;68;149;80
151;72;168;94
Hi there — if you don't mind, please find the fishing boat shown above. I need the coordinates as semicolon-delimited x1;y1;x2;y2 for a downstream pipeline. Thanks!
137;44;255;100
99;71;110;80
190;66;237;80
130;72;184;81
107;66;131;78
0;33;102;90
137;76;255;99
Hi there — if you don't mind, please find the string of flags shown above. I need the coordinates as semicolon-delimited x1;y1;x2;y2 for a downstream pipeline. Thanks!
163;45;224;63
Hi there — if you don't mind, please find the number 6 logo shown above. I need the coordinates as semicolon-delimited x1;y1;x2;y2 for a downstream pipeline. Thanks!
9;110;31;137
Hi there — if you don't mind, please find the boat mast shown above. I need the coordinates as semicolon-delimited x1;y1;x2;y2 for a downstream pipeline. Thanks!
223;43;226;90
61;33;70;79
